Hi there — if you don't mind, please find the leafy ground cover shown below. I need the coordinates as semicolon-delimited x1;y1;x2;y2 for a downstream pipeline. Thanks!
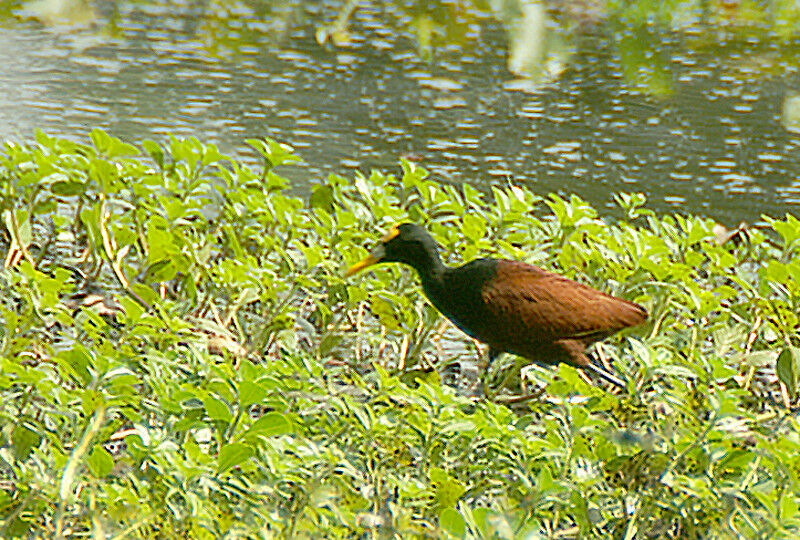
0;130;799;538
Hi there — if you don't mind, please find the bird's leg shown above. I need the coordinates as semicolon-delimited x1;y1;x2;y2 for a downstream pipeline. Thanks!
481;347;502;378
594;343;615;373
471;343;493;380
586;344;627;390
582;363;627;390
480;347;503;397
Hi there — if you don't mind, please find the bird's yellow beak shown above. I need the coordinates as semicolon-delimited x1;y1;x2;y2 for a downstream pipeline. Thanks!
346;226;400;277
345;225;400;277
346;245;385;276
346;254;379;276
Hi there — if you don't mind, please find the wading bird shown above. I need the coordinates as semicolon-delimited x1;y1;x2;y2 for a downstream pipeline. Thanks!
347;223;647;388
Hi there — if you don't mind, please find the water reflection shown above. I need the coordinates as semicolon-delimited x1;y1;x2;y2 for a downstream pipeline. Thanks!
1;0;799;223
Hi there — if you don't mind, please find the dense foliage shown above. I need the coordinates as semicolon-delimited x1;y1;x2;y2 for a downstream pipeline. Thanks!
0;131;799;538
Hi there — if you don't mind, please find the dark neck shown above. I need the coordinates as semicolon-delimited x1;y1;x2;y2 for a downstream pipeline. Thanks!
409;249;447;284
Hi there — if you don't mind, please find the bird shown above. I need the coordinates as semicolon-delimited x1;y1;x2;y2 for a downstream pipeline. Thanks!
346;223;647;389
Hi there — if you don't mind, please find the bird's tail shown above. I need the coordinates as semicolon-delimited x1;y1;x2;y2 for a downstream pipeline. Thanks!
582;362;627;390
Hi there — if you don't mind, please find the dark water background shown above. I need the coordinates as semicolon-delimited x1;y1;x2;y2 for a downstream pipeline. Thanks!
2;0;800;224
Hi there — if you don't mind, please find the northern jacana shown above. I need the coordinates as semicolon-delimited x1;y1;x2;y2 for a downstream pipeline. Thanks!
347;223;647;389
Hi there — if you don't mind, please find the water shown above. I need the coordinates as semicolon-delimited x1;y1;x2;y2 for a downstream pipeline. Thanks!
2;0;800;224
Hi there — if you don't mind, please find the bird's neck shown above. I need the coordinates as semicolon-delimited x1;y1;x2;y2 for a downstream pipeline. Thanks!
411;251;447;286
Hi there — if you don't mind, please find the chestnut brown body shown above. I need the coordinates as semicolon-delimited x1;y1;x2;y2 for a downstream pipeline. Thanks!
477;261;647;368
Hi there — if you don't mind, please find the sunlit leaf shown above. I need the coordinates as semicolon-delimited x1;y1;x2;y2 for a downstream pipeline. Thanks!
217;442;254;474
247;412;293;438
88;446;114;478
776;347;800;392
439;507;466;537
203;396;233;423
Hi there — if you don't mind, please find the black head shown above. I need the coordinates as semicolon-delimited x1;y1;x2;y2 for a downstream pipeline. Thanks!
346;223;442;276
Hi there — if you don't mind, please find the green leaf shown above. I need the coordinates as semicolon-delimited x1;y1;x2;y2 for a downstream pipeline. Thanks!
51;176;87;196
88;446;114;477
771;214;800;247
764;260;789;284
238;358;263;383
782;495;799;522
440;420;476;435
239;381;268;407
776;347;800;392
439;507;466;538
201;143;225;166
310;184;335;212
300;244;323;269
217;442;254;474
203;396;233;422
58;345;94;386
246;137;301;168
247;412;293;438
142;139;165;169
90;128;112;155
538;465;554;491
90;157;123;193
371;295;403;331
318;333;343;356
462;214;487;242
429;467;466;509
144;259;177;283
147;221;174;263
12;424;41;460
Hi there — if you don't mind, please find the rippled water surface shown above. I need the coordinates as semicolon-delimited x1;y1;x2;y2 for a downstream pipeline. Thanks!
2;0;800;223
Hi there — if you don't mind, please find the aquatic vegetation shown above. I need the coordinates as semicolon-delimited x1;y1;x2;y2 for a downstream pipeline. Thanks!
0;130;798;537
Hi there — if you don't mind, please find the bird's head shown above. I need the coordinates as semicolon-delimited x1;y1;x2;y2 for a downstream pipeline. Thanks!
346;223;440;276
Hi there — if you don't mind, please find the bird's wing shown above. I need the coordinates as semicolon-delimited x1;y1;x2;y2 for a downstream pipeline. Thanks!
480;261;647;344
